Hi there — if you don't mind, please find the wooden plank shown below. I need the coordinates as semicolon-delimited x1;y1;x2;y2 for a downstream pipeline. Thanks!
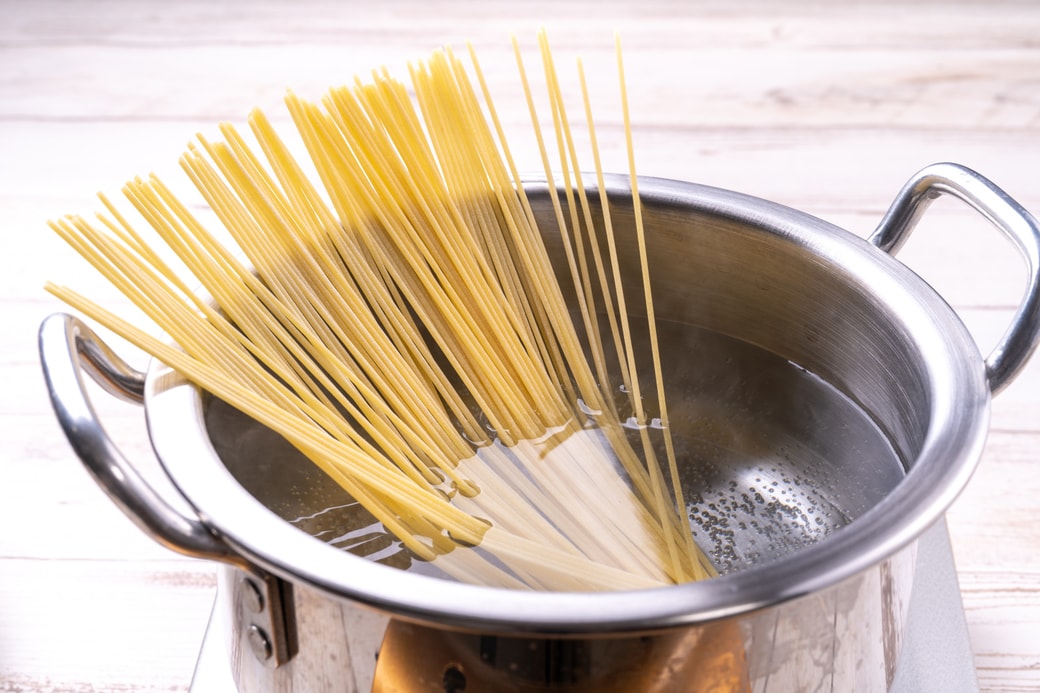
5;123;1038;219
947;433;1040;574
0;412;195;562
4;1;1040;53
947;432;1040;689
0;558;215;693
2;2;1040;132
3;41;1039;132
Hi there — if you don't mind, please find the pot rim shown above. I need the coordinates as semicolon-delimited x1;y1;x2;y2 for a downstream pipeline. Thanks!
144;175;991;634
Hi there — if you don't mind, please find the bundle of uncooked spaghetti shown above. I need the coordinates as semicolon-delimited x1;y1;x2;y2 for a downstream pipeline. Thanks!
45;32;716;590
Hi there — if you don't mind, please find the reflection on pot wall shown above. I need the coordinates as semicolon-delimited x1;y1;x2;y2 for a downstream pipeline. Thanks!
746;540;916;692
221;539;916;693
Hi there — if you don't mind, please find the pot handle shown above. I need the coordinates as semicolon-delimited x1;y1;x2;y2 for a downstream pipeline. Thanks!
38;312;253;571
39;312;299;667
869;162;1040;395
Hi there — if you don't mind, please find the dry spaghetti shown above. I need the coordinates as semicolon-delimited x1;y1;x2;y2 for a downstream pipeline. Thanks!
45;32;716;590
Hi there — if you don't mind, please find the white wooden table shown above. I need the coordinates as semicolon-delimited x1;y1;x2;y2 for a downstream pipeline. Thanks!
2;2;1038;690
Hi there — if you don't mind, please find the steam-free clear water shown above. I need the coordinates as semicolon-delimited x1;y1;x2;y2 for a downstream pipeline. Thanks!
205;320;906;580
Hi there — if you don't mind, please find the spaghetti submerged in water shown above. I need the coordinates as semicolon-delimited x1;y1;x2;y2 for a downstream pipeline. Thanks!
45;33;716;590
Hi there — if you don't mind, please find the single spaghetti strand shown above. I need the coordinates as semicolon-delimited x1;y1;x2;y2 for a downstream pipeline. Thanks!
616;34;709;578
536;33;612;406
574;59;634;405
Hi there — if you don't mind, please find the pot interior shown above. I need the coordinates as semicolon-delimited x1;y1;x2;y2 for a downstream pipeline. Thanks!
200;177;926;581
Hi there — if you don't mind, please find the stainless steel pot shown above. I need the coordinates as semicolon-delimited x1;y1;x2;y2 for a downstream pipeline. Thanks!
40;163;1040;692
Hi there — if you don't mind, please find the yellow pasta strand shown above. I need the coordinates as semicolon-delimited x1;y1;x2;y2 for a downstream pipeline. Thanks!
46;34;716;590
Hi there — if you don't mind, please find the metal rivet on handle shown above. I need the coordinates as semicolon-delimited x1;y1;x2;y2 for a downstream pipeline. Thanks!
248;624;273;661
242;576;264;613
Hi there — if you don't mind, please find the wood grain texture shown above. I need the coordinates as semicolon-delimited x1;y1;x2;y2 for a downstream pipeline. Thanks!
2;1;1038;690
